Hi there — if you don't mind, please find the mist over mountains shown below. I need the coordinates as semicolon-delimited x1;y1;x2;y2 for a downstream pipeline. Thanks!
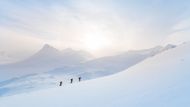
0;44;176;96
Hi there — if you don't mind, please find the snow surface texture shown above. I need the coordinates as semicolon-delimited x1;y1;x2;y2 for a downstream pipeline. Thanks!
0;42;189;107
0;44;176;96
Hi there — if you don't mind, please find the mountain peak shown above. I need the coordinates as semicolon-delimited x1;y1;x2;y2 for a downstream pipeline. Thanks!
40;44;58;52
62;48;75;53
42;44;54;49
31;44;60;57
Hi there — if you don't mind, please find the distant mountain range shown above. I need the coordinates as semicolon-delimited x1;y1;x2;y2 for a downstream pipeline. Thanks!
0;44;176;96
50;44;176;79
0;44;93;81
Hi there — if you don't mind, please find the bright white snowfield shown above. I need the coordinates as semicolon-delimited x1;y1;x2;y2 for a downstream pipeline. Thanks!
0;42;189;107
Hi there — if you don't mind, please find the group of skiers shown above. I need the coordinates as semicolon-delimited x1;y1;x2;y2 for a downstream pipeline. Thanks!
59;77;81;86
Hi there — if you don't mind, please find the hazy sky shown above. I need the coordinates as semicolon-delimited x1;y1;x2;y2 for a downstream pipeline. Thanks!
0;0;190;58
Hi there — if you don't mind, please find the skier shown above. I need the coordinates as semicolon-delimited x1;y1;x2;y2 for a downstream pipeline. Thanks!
70;78;73;84
59;81;63;86
79;77;81;82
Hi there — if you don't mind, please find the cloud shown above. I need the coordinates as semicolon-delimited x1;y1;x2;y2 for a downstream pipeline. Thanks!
1;0;190;58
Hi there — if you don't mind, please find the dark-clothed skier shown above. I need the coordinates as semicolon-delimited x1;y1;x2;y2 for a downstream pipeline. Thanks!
70;78;73;84
59;81;63;86
79;77;81;82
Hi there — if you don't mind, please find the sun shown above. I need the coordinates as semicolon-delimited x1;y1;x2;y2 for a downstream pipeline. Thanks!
82;34;111;52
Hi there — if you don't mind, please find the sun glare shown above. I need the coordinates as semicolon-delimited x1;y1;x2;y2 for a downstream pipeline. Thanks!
82;34;111;52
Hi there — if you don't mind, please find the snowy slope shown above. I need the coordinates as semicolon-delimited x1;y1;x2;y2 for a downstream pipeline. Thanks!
0;42;189;107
